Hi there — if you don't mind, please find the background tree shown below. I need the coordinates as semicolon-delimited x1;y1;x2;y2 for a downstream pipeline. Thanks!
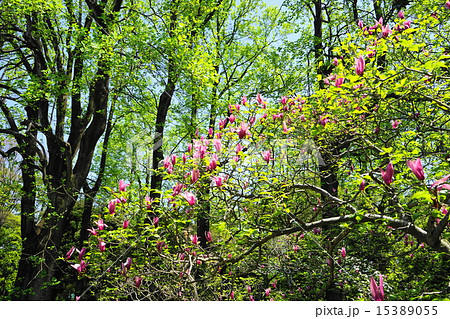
0;0;132;300
0;149;21;299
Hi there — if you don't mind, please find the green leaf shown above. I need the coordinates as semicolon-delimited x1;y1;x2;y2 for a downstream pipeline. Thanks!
411;190;433;203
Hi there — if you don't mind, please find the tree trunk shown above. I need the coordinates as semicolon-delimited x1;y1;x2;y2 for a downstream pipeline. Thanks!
149;69;177;202
149;7;178;207
13;61;111;301
312;0;343;301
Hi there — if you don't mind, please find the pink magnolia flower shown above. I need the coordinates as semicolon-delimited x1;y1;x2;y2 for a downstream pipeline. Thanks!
119;197;126;203
358;20;364;29
272;280;277;288
273;113;283;120
230;291;235;299
247;286;252;293
190;168;200;184
145;196;153;209
108;200;116;214
235;143;243;154
87;227;98;236
193;144;207;159
153;216;159;227
256;93;264;105
205;231;213;242
212;176;223;187
123;257;132;271
375;17;383;27
391;119;401;128
334;77;344;87
190;234;199;245
98;239;106;252
430;174;450;195
445;1;450;10
118;180;129;192
319;115;329;126
78;247;86;260
71;260;87;273
241;96;248;105
407;158;425;180
65;246;76;259
398;10;405;19
381;25;391;38
123;220;130;229
265;288;271;296
170;154;177;165
355;56;365;76
249;295;255;301
340;247;346;258
238;121;250;139
135;276;143;288
218;119;227;130
370;274;385;301
182;192;196;206
360;179;367;191
207;154;218;171
213;139;222;152
332;57;339;66
228;114;236;124
280;96;288;105
156;241;165;253
293;245;300;252
381;162;394;185
95;219;107;231
262;150;273;163
282;120;289;134
172;183;184;196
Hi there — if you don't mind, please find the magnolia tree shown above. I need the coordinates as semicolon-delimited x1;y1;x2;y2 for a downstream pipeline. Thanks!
65;5;450;301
